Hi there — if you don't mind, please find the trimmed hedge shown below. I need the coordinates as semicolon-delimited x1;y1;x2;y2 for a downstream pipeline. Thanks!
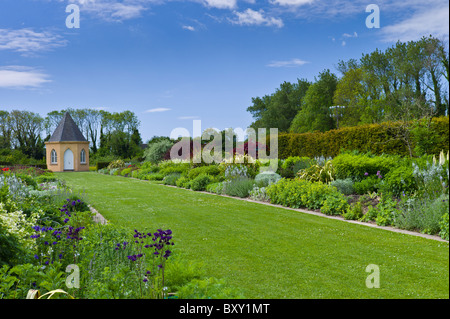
96;162;110;170
275;117;449;159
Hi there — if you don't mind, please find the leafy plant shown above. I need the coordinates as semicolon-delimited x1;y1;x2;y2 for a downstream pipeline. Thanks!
343;201;363;220
320;192;349;216
280;156;313;178
107;160;126;169
395;193;449;235
353;176;381;195
297;160;335;184
190;174;213;191
163;173;181;186
249;185;270;202
254;172;281;187
330;178;354;195
176;176;191;189
374;196;400;226
144;140;174;164
222;177;255;198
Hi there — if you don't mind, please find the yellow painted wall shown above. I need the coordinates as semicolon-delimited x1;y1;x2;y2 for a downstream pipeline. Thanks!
45;141;90;172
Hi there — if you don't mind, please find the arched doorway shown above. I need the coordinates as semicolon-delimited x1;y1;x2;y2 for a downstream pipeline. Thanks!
64;149;74;171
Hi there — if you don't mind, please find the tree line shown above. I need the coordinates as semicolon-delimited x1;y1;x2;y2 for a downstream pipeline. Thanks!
0;108;143;162
247;36;449;133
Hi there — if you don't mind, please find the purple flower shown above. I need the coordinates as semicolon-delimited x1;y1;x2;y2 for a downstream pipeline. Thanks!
364;172;369;176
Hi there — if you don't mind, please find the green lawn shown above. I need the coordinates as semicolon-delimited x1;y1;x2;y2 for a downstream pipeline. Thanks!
56;172;449;299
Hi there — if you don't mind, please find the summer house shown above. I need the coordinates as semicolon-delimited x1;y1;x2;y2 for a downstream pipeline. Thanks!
45;112;90;172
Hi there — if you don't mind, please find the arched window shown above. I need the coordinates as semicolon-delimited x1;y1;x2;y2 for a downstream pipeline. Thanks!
80;149;86;164
51;149;57;164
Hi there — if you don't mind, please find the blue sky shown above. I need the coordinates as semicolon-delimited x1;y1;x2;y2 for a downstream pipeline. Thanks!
0;0;448;142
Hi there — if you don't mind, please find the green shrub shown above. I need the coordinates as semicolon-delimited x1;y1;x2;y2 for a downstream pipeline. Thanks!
254;172;281;187
439;213;449;241
222;177;255;198
373;196;400;226
120;167;132;176
396;194;449;235
15;174;37;189
280;156;313;178
249;185;270;202
190;174;213;191
107;160;125;169
343;201;364;220
188;165;221;180
163;173;181;186
176;176;191;189
96;161;110;170
97;168;109;175
320;192;349;216
266;178;338;210
160;164;190;177
330;178;354;195
145;173;164;181
34;175;57;184
332;153;400;181
360;205;378;222
353;176;381;195
144;140;174;163
0;220;24;267
205;182;223;194
297;160;335;184
381;165;417;196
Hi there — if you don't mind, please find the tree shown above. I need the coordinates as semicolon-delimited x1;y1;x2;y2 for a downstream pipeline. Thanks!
8;110;45;159
84;109;101;153
0;111;12;150
96;110;142;159
289;69;338;133
333;67;368;127
247;79;311;132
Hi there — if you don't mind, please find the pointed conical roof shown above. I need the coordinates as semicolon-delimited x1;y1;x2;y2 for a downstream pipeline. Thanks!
48;112;87;142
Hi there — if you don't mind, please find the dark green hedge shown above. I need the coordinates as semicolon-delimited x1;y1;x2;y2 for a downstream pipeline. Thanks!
96;162;110;170
274;117;449;159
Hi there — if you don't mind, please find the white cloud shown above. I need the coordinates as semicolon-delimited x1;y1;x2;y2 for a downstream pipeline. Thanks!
68;0;148;21
341;41;346;46
267;58;309;67
380;5;449;42
342;31;357;38
182;25;196;31
202;0;237;9
270;0;315;6
145;108;171;113
0;28;67;56
0;66;51;89
230;9;284;28
178;116;200;120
